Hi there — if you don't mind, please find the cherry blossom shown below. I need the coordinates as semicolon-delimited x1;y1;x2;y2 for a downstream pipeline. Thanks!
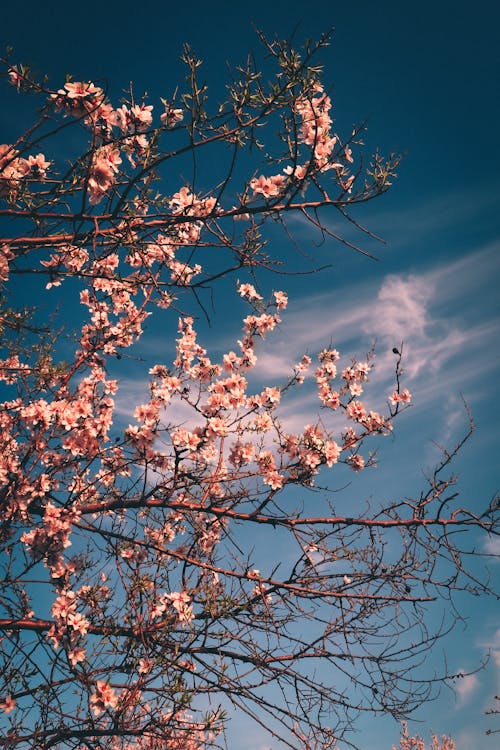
0;35;492;750
0;695;15;714
90;680;119;715
238;282;263;301
390;388;412;405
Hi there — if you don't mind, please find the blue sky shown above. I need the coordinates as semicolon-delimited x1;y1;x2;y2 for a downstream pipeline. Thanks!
1;1;499;748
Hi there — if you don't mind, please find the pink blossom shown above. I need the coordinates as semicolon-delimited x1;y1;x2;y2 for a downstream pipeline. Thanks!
323;440;341;466
165;590;194;625
161;105;184;127
0;143;31;199
346;400;367;422
130;104;154;129
253;413;273;431
63;81;102;99
67;611;90;635
260;386;281;408
238;282;263;301
256;450;276;470
347;454;365;472
273;290;288;309
206;416;227;438
349;382;363;397
170;260;202;285
138;658;153;674
389;389;412;406
319;347;340;363
0;244;14;282
364;411;388;432
171;428;201;452
229;441;255;466
283;163;308;181
68;648;86;667
301;450;321;471
0;695;15;714
8;66;22;89
114;104;131;132
52;591;77;620
134;401;161;426
87;145;122;205
264;470;284;490
243;313;279;336
90;680;119;715
27;153;51;177
250;173;285;198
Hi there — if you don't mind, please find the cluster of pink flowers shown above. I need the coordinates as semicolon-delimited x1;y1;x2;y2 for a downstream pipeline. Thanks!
50;80;152;137
389;389;412;406
295;85;336;169
192;514;227;554
127;233;175;268
282;423;341;479
0;63;422;747
243;312;280;336
256;450;285;490
50;80;104;116
205;373;249;412
249;173;286;199
87;143;122;205
0;143;50;202
0;266;411;656
47;589;89;664
168;186;219;251
90;679;119;716
7;65;23;89
40;245;89;288
0;243;14;282
102;710;217;750
393;723;455;750
295;85;355;191
123;290;407;509
116;103;154;132
79;282;149;357
238;282;263;302
174;316;211;374
248;84;355;200
21;503;81;580
150;590;194;626
44;79;186;207
160;104;184;128
228;440;256;467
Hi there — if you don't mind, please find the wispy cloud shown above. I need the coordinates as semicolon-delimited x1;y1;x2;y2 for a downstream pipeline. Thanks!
483;535;500;559
453;670;480;706
112;239;500;464
241;241;500;430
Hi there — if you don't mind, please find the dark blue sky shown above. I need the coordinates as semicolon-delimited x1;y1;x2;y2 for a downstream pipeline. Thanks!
2;0;499;210
1;2;499;748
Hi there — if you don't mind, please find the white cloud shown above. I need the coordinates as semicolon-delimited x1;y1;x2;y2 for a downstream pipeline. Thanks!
269;241;500;396
454;727;477;750
453;670;480;706
364;273;434;342
483;534;500;559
